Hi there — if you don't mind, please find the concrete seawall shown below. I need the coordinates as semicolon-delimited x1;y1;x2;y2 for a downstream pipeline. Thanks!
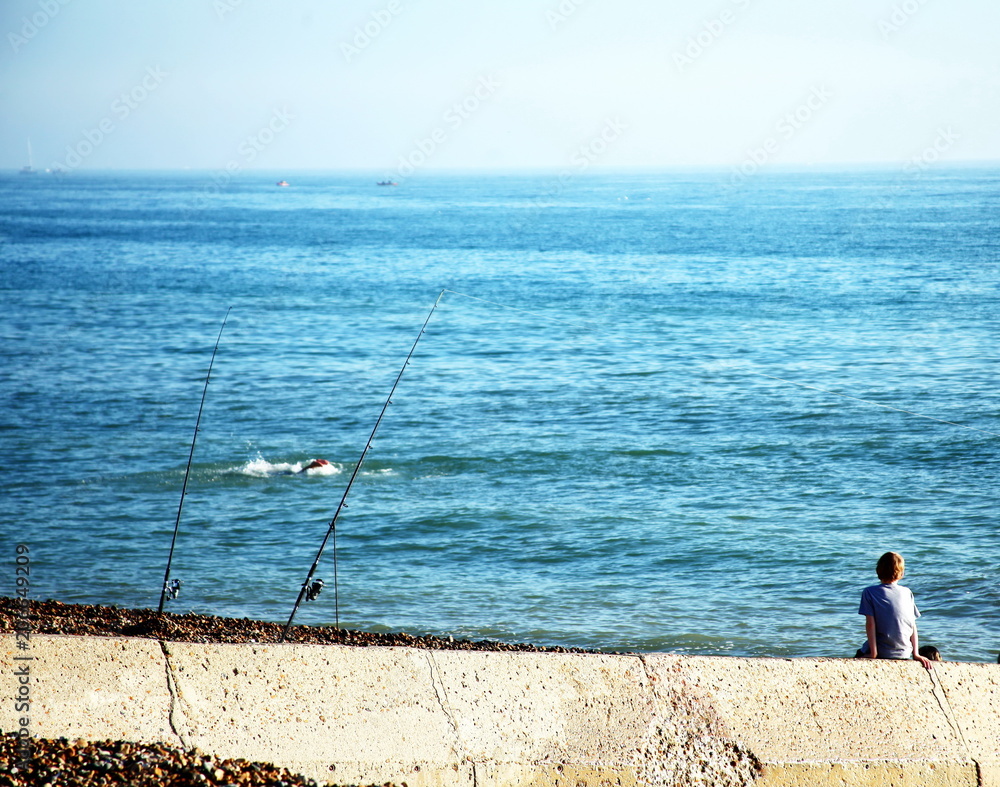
3;635;999;786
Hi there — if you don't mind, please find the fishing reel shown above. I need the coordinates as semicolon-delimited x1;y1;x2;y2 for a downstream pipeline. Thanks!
305;578;325;601
163;578;182;601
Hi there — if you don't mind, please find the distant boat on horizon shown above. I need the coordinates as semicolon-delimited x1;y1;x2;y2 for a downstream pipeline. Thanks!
376;180;397;186
20;139;37;175
276;180;290;187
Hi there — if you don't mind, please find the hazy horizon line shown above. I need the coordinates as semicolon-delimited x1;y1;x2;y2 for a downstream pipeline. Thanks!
7;159;1000;176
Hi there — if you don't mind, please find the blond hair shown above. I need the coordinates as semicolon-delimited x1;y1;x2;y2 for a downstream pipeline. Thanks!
876;551;905;582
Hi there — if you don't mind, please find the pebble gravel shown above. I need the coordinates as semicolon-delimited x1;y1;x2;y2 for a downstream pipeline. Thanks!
0;597;591;653
0;733;332;787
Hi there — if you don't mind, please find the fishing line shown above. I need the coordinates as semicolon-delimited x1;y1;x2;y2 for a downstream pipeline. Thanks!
443;289;1000;440
158;306;232;614
280;290;447;641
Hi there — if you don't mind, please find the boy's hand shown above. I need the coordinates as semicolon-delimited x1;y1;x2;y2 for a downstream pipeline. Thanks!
914;654;933;670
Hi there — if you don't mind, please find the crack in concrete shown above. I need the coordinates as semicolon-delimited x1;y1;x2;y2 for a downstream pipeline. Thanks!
637;653;655;690
928;669;969;749
158;640;190;751
927;669;982;786
424;651;464;763
800;678;826;736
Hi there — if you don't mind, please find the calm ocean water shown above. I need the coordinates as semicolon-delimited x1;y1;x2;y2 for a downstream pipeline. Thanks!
1;168;997;661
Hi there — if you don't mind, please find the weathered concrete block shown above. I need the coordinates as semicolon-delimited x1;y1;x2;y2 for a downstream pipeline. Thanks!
3;636;999;787
428;650;655;764
1;635;173;743
161;642;464;786
644;654;985;786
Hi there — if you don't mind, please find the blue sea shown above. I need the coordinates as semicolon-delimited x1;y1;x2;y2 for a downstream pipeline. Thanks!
1;168;997;662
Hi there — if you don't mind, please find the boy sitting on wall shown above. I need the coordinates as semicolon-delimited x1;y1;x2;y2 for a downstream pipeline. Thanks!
855;551;933;670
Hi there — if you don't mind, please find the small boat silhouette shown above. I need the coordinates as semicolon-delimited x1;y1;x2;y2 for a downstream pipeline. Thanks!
20;139;37;175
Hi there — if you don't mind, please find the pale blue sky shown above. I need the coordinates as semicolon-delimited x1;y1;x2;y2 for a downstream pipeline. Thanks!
2;0;998;172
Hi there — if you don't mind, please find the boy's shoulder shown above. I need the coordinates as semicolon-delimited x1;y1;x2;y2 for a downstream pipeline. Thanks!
862;582;912;595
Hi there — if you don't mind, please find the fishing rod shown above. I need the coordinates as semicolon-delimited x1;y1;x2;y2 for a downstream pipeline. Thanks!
280;291;447;641
158;307;232;613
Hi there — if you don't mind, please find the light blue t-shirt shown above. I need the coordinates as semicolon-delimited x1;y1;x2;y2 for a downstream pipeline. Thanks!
858;582;920;660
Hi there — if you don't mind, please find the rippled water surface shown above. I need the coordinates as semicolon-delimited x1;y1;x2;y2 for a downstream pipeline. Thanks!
1;168;998;661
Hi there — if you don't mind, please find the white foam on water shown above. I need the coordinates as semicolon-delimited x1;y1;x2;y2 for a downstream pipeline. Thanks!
237;455;343;477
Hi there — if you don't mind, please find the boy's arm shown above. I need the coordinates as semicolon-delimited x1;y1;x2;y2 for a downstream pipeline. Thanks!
911;627;933;670
864;615;877;658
